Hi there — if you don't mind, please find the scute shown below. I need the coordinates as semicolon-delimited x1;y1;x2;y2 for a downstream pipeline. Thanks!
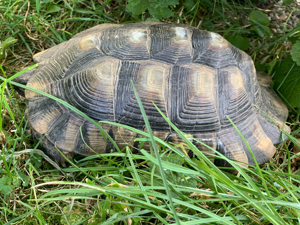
148;24;193;64
171;64;219;133
24;23;289;166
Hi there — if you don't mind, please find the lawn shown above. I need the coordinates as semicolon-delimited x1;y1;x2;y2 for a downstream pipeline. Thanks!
1;0;300;224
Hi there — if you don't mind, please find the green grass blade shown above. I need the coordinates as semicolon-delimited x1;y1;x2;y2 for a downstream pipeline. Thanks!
130;80;181;224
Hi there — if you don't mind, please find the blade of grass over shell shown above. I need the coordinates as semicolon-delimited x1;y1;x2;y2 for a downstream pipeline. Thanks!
150;102;289;224
77;126;121;167
99;121;265;192
129;80;181;224
98;121;219;182
140;149;203;175
101;96;272;223
101;108;298;205
150;102;236;171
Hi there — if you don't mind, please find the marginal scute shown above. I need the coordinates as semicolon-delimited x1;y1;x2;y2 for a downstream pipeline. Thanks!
33;42;68;63
72;23;119;39
139;128;170;150
167;133;193;146
25;78;49;99
33;50;49;62
24;23;289;166
225;143;248;166
251;122;276;159
46;112;85;152
113;126;137;150
257;110;290;145
256;71;272;87
28;97;63;134
193;133;217;162
237;115;276;165
74;122;110;155
217;128;249;166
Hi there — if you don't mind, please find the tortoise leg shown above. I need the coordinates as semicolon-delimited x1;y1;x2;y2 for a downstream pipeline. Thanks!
31;129;73;167
40;137;68;167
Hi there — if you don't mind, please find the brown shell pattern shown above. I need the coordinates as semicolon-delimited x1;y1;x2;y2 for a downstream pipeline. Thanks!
25;23;289;166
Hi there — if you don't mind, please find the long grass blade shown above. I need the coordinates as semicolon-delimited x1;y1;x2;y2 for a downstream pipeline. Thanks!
130;80;181;224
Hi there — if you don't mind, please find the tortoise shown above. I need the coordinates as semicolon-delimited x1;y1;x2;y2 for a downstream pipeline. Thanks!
16;22;290;167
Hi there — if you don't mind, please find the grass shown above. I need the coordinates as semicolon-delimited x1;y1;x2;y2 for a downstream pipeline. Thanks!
1;0;300;224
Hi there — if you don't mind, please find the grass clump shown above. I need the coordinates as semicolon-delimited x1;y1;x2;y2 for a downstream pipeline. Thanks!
1;0;300;224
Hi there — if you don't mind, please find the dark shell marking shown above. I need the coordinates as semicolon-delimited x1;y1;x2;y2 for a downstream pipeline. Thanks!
24;23;289;166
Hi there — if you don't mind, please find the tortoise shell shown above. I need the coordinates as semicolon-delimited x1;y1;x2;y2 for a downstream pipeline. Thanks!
20;22;289;166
